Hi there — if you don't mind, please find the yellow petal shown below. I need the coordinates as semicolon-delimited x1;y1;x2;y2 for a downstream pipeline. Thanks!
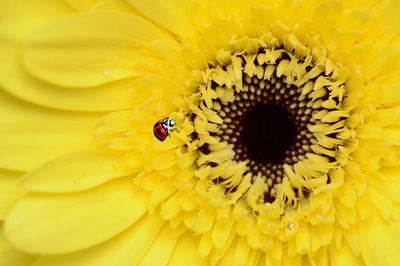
4;178;148;255
317;223;334;246
184;211;198;231
381;83;400;108
367;0;400;45
0;43;140;111
329;239;364;266
22;11;174;87
138;224;180;266
335;183;356;208
366;187;393;220
92;111;133;138
193;205;216;234
64;0;138;13
244;249;260;266
0;169;25;220
152;150;178;171
198;231;213;258
168;232;208;266
368;170;400;203
281;253;302;266
311;0;343;30
310;227;322;253
125;0;195;40
233;237;250;266
362;46;399;80
269;238;283;263
161;193;182;220
216;239;236;266
0;0;71;40
358;208;400;266
32;212;165;266
295;222;310;255
212;217;234;249
356;195;370;221
342;227;360;257
197;21;235;64
19;150;140;193
148;178;176;211
123;152;145;169
2;2;137;111
311;246;329;266
0;227;37;266
0;89;102;171
338;10;370;32
365;107;400;127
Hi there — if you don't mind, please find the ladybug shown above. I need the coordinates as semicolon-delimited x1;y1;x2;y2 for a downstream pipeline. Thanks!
153;117;176;141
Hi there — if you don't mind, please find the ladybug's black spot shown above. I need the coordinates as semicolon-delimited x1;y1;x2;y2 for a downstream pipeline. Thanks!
241;103;297;164
156;128;163;136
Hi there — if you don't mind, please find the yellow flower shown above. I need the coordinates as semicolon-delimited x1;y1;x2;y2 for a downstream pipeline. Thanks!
1;0;400;265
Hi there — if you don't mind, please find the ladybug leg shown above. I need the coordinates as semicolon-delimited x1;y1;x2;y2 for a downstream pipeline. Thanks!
170;128;177;132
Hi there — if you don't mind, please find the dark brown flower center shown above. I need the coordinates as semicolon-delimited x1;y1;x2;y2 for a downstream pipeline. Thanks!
211;71;317;201
241;103;297;165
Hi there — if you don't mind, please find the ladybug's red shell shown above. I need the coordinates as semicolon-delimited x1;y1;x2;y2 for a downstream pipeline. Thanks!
153;121;167;141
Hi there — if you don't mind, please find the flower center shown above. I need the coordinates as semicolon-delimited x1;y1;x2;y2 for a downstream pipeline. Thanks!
241;103;297;165
212;68;317;202
182;33;357;212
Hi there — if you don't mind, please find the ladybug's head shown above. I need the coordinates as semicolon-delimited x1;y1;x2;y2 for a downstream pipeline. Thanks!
163;118;176;131
168;118;176;127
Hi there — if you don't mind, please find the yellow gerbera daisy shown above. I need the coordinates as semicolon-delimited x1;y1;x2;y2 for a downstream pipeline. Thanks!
1;0;400;265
